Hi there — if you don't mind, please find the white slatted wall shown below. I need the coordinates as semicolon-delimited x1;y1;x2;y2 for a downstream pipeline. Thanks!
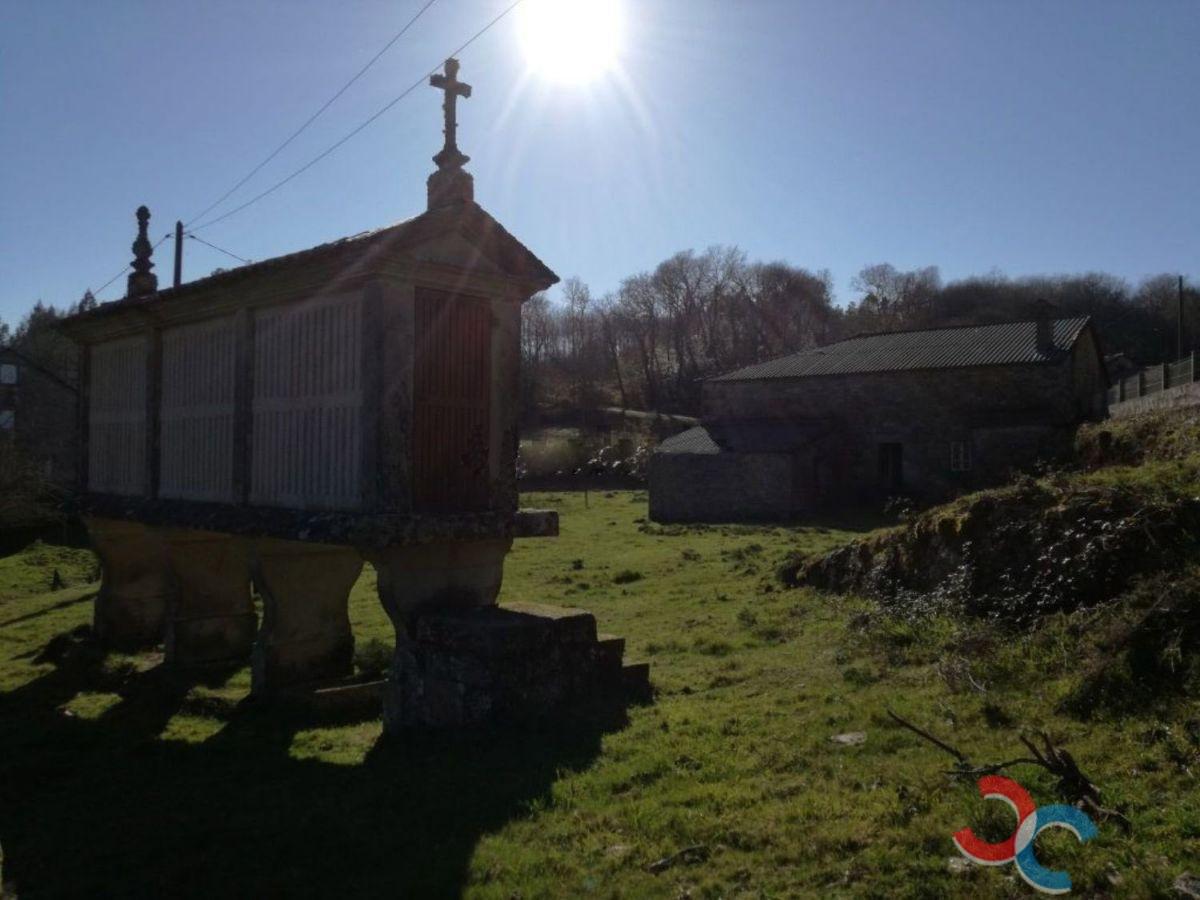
250;293;363;510
88;336;147;495
159;317;236;502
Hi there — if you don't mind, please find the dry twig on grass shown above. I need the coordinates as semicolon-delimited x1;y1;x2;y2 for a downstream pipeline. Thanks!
886;708;1132;832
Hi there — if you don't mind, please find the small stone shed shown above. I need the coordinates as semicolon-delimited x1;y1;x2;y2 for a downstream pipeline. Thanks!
650;311;1108;523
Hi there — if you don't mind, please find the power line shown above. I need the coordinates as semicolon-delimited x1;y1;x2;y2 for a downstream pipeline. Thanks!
186;232;252;265
85;0;522;300
92;233;172;298
184;0;441;228
190;0;526;232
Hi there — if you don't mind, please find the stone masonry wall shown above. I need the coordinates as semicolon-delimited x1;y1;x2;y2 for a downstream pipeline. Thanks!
702;359;1083;501
1109;381;1200;419
649;451;796;522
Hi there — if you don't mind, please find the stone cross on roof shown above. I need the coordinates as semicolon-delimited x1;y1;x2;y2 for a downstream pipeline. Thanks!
426;58;475;209
430;57;472;171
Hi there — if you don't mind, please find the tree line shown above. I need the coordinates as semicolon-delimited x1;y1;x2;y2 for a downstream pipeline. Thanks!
1;261;1194;418
0;291;97;385
522;247;1198;416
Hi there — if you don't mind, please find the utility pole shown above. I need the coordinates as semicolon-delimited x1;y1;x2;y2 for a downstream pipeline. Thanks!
1179;274;1185;360
173;220;184;288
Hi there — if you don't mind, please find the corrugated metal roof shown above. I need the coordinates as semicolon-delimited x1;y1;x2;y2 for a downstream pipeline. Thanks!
658;425;721;455
711;317;1091;382
656;420;833;455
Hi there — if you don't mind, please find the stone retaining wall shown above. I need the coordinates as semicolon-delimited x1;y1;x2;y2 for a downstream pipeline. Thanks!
1108;381;1200;419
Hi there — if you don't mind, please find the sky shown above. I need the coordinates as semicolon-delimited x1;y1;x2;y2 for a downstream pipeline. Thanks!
2;0;1198;328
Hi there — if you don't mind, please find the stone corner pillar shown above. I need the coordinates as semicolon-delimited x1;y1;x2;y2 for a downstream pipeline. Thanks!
84;517;173;650
249;539;363;696
158;527;255;667
363;537;511;730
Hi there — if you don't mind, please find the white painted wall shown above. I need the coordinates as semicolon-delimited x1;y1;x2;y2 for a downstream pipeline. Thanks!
160;317;236;502
251;292;363;510
88;336;147;495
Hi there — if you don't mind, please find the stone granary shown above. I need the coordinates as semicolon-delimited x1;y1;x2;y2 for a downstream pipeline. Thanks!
650;310;1108;522
60;59;647;729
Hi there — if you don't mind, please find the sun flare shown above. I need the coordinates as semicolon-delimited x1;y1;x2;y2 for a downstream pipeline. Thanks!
516;0;624;85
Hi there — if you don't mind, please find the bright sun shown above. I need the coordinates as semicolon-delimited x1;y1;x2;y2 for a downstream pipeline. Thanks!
516;0;624;85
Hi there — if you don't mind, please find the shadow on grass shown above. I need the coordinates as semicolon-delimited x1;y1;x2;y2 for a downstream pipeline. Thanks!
0;630;619;898
637;506;895;536
0;590;96;629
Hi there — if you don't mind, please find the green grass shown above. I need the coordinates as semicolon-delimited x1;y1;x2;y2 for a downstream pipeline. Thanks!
1;493;1198;897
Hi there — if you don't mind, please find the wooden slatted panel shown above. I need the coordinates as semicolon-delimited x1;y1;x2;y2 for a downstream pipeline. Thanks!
88;336;147;495
159;317;236;502
250;293;363;510
413;289;491;512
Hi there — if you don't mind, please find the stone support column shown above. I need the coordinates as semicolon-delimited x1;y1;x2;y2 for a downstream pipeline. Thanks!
84;517;172;649
362;537;511;728
159;528;255;666
364;538;511;633
249;539;363;695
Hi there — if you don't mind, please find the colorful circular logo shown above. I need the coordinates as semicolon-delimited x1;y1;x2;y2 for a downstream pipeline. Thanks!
953;775;1099;894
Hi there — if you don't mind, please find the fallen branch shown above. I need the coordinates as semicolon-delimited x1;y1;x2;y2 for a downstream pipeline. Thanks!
646;844;708;875
886;708;1132;832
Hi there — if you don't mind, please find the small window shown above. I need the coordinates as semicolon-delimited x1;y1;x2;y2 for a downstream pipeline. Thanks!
950;440;971;472
0;364;16;385
0;409;13;431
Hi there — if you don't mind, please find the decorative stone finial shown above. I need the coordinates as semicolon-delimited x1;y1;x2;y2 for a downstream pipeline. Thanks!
126;205;158;298
427;58;474;209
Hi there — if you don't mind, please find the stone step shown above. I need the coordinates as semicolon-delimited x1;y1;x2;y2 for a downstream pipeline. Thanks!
621;662;652;702
415;602;597;654
274;677;385;719
594;634;626;674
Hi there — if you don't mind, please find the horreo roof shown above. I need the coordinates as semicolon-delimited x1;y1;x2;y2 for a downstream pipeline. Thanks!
61;200;558;337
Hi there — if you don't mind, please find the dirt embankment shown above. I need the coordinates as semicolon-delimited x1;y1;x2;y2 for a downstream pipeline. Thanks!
781;473;1200;625
1076;407;1200;469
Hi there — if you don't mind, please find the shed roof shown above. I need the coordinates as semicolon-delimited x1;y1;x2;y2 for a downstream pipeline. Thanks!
711;317;1092;382
656;420;833;456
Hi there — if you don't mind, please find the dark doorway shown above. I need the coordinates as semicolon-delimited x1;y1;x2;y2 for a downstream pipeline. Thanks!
412;288;492;512
878;442;903;491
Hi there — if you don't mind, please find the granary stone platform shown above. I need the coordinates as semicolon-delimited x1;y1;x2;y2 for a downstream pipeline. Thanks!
385;602;650;730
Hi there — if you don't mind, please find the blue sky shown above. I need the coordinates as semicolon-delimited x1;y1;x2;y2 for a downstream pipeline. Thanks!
2;0;1198;327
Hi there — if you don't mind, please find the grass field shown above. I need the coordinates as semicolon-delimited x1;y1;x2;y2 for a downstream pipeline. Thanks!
1;491;1198;897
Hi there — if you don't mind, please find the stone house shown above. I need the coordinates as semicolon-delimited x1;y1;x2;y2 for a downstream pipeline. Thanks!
0;344;78;489
649;311;1108;522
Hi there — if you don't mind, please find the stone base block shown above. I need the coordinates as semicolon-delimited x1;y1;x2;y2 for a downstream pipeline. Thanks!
166;612;259;667
271;678;385;719
252;634;355;693
383;602;650;732
84;517;173;649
